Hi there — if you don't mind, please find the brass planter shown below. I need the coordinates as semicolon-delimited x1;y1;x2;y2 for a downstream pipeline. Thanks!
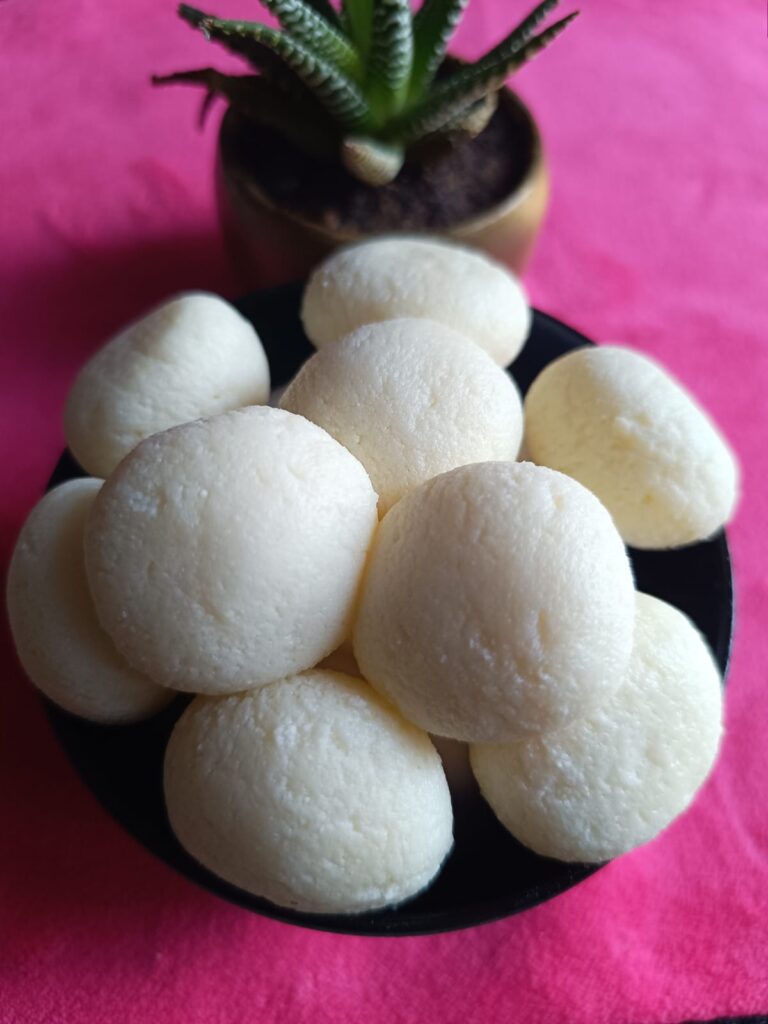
216;88;549;288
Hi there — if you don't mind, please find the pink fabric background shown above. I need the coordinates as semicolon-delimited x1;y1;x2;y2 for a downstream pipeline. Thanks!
2;1;767;1021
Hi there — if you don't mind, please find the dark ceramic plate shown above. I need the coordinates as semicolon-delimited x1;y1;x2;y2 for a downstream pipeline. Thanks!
45;283;734;936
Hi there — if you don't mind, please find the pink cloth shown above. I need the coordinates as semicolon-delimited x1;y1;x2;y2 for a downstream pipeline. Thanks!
1;1;767;1021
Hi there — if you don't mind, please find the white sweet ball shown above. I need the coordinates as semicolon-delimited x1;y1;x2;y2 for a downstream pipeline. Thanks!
164;670;453;914
280;318;523;514
524;345;739;549
85;407;378;694
317;652;480;806
470;592;723;862
301;236;531;366
65;292;271;477
353;462;635;742
6;479;172;723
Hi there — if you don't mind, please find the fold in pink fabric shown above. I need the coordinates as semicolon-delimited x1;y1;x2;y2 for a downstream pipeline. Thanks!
1;2;767;1022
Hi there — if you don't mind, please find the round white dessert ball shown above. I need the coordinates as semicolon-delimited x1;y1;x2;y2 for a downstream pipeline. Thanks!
164;670;454;914
470;592;723;862
65;292;271;477
353;461;635;743
6;479;172;723
301;236;531;366
280;318;523;514
524;344;739;549
85;406;378;694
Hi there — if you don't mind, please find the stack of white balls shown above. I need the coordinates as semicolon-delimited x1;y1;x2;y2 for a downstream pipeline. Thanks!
7;237;738;916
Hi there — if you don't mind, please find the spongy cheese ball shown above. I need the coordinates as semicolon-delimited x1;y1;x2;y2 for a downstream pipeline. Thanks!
524;345;739;549
470;592;723;862
301;236;532;366
65;292;270;477
280;318;523;513
6;479;172;723
85;406;378;694
317;651;480;804
164;670;453;914
353;461;635;743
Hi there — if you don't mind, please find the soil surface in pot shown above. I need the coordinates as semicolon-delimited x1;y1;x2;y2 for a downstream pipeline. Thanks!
221;99;534;233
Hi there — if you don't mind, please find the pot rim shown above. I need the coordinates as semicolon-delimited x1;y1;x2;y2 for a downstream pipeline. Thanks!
218;84;545;245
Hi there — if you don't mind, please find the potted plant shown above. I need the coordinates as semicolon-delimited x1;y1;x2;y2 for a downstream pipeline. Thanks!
155;0;578;286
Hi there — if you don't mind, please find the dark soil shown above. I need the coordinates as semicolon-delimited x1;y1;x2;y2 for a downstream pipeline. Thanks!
220;99;534;233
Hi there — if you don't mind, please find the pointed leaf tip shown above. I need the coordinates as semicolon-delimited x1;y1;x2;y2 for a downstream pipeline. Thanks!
179;4;204;22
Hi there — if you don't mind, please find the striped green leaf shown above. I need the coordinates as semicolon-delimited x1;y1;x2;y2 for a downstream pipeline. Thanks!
303;0;342;29
257;0;361;78
471;0;564;75
341;0;374;59
410;0;469;99
392;10;578;143
367;0;414;120
152;68;339;156
178;5;371;129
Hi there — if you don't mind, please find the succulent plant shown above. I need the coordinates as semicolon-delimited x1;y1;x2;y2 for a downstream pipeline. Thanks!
154;0;578;186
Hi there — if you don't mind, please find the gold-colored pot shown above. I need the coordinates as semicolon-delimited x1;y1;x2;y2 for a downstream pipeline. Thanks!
216;88;549;289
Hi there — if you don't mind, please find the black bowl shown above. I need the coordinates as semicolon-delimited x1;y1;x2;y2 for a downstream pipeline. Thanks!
44;283;734;936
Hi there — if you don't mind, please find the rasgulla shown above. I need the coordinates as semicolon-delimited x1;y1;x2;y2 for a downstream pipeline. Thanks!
280;318;523;513
85;407;378;694
6;479;172;723
65;293;270;477
470;592;723;862
301;236;531;366
164;670;453;914
353;461;635;743
524;345;739;549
